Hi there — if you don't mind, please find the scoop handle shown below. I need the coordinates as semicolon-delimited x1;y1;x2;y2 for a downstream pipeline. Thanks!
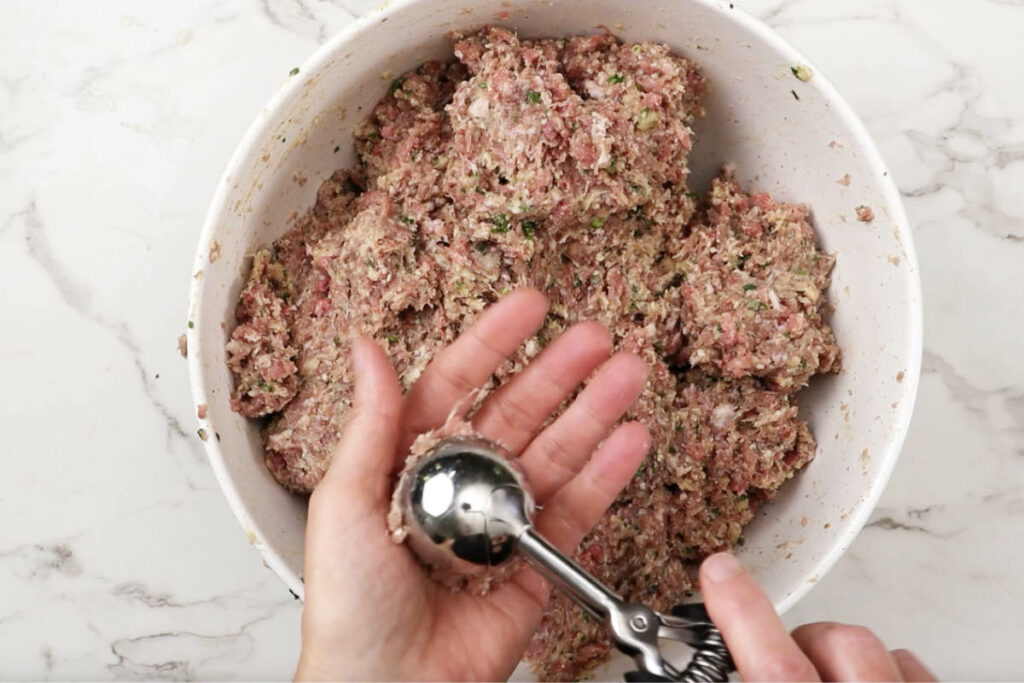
516;528;677;679
516;527;621;620
515;529;734;682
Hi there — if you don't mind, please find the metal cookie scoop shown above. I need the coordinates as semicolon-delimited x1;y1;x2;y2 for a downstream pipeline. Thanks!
398;436;735;682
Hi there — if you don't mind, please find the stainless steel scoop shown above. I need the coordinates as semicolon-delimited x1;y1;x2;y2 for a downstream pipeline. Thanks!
398;436;735;682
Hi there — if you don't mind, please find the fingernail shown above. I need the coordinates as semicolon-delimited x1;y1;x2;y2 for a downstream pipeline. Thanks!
703;552;744;583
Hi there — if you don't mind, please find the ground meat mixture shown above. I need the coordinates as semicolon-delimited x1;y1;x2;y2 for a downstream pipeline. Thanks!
673;173;840;391
225;26;840;681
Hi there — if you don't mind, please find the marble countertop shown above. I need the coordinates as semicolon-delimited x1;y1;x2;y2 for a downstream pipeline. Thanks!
2;0;1022;679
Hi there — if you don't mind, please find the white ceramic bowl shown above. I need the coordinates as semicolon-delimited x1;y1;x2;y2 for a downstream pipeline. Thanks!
188;0;922;675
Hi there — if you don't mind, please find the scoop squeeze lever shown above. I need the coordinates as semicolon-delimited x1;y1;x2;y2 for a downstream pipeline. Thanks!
398;435;735;682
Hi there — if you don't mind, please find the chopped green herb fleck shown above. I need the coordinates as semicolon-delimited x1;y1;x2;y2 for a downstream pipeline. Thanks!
525;90;541;104
521;220;537;239
800;358;808;369
743;283;757;291
333;336;342;346
333;145;340;153
685;191;700;199
573;276;583;288
590;272;601;285
215;432;221;441
608;157;617;174
490;214;510;233
647;582;659;595
187;321;194;329
389;78;405;94
794;268;809;275
668;445;677;454
256;380;272;391
737;253;751;267
386;334;400;343
589;217;605;228
398;215;415;226
289;67;300;76
474;241;489;254
791;89;800;101
608;73;625;84
477;81;487;89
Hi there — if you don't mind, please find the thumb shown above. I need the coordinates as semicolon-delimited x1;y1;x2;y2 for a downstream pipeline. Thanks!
318;337;403;505
699;553;819;682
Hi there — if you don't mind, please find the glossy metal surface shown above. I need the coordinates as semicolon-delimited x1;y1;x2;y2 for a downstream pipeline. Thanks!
398;437;534;576
399;436;734;681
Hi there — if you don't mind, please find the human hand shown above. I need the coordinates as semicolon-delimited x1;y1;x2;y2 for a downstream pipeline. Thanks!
700;552;936;682
295;288;651;681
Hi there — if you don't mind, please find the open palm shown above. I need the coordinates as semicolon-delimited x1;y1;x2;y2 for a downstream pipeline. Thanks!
295;289;650;681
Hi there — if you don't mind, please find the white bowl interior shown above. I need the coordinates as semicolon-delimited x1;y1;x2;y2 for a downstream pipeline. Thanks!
188;0;921;676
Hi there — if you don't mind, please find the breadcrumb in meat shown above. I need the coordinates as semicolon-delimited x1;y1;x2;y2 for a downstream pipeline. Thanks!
225;27;840;680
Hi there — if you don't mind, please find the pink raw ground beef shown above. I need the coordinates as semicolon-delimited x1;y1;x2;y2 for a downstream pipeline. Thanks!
225;26;839;680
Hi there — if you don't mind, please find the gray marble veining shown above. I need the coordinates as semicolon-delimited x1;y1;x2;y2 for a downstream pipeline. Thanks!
1;0;1021;679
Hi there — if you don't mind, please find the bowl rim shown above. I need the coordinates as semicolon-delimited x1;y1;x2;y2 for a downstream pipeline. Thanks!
187;0;923;612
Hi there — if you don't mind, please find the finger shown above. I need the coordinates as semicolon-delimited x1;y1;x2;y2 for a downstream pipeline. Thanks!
891;649;937;682
401;288;548;450
507;421;650;607
517;352;647;501
473;321;612;454
535;421;650;551
699;553;820;682
791;622;902;682
316;337;403;506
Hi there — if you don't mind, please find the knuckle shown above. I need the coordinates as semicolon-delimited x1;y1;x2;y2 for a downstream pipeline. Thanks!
825;624;880;648
576;391;612;429
539;433;578;478
540;503;587;550
756;655;817;682
493;392;537;432
441;362;479;396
